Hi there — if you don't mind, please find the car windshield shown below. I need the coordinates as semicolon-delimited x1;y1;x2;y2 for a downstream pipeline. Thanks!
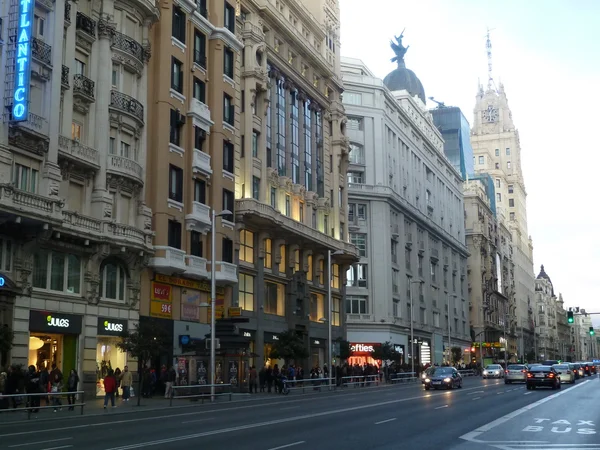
507;365;524;370
485;365;501;370
530;365;552;372
553;365;569;370
432;368;454;375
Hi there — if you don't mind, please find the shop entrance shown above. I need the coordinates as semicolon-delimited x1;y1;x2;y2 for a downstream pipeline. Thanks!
28;333;77;374
97;337;127;396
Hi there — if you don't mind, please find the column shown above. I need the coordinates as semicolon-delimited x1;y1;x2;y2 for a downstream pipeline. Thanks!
259;88;269;202
61;0;78;137
138;21;151;203
242;79;254;198
256;237;266;365
91;11;115;219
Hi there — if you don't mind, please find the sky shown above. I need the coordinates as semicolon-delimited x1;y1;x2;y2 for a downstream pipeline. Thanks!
339;0;600;324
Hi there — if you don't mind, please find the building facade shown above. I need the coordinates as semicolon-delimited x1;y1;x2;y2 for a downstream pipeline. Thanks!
534;265;559;361
341;52;470;368
0;0;158;396
430;106;474;181
464;178;519;365
233;0;357;371
471;82;536;361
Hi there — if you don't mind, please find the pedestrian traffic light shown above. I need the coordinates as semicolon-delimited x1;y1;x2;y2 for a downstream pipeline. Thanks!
590;327;595;336
567;310;574;324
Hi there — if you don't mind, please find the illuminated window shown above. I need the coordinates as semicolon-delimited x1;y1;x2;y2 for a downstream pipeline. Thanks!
264;238;272;269
239;230;254;264
310;292;324;322
307;255;313;281
294;249;300;273
278;244;286;274
332;297;341;326
330;264;340;289
264;281;285;316
239;273;254;311
71;122;82;141
318;259;324;284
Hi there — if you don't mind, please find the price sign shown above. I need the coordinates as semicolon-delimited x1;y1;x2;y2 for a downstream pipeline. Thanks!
151;300;173;319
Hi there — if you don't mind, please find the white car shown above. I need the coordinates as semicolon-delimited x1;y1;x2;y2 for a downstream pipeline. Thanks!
505;364;527;383
483;364;504;379
552;364;575;384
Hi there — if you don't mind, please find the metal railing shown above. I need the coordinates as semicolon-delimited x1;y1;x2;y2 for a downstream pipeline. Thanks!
111;30;144;62
341;374;380;387
73;74;95;100
110;90;144;124
458;369;477;377
0;391;85;419
169;384;232;406
389;372;419;383
32;37;52;65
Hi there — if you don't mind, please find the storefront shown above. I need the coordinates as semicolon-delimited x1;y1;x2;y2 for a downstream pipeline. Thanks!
240;329;256;368
28;310;82;375
96;317;128;397
310;338;326;369
264;332;284;368
348;343;381;368
393;344;406;366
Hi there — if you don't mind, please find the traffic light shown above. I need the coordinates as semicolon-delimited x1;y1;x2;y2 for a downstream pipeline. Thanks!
590;327;595;336
567;310;574;324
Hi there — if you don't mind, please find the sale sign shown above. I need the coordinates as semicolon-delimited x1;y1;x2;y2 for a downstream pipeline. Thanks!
151;282;172;302
150;300;173;319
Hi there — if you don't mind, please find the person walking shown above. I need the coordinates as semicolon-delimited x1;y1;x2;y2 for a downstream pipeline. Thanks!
66;369;79;411
164;366;176;399
103;369;117;409
120;366;133;402
248;366;258;393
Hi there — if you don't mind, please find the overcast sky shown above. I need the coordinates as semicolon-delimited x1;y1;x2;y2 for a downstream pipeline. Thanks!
340;0;600;324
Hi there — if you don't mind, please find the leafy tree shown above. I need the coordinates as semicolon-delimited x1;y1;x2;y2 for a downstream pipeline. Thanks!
0;325;14;367
335;338;351;362
117;319;170;406
269;330;308;365
451;346;463;365
525;350;536;363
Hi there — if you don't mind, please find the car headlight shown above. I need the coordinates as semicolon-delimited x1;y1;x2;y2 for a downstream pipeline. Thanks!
421;373;426;379
494;371;499;374
483;371;488;375
443;377;451;383
425;378;431;383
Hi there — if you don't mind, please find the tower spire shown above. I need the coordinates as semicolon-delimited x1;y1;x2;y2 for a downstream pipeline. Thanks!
486;27;496;92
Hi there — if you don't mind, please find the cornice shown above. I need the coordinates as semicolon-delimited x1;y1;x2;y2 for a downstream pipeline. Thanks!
209;27;243;52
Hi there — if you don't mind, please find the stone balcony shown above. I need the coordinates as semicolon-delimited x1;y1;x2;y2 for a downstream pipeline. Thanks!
58;135;100;170
187;98;213;134
149;246;187;274
185;201;211;234
235;198;358;263
193;149;212;178
0;184;63;225
185;255;209;280
208;261;238;285
107;155;144;186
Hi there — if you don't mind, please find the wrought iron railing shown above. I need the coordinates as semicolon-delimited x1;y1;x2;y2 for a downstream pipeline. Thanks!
32;37;52;65
61;65;70;88
76;12;96;37
195;0;208;17
110;90;144;124
64;2;71;23
73;74;95;100
111;30;144;62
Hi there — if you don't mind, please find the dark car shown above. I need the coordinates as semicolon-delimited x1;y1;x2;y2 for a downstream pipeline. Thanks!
526;365;561;390
421;367;435;384
423;367;463;390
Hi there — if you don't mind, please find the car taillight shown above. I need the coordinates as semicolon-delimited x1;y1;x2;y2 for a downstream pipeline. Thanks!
505;370;508;374
548;373;555;378
527;373;533;378
522;370;527;373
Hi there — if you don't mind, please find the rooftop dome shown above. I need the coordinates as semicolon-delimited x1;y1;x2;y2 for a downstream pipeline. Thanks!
383;32;426;104
536;264;554;296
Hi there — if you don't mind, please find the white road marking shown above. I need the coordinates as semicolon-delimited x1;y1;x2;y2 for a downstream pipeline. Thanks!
472;397;481;400
181;418;214;424
266;441;305;450
435;405;449;410
279;406;300;411
497;391;504;394
40;446;72;450
524;392;533;395
460;380;591;443
10;438;73;448
468;391;484;395
375;418;397;425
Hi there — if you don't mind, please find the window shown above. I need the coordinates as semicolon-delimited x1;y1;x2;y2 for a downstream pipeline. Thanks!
276;79;286;176
169;165;183;202
171;57;183;93
109;137;116;155
169;109;183;146
265;281;285;316
331;264;340;289
252;131;259;158
74;59;85;76
318;258;324;284
99;261;127;301
222;237;234;263
495;149;500;156
223;140;234;173
507;161;511;169
508;184;514;194
346;296;367;314
194;31;206;67
239;230;254;264
509;212;515;221
252;176;260;200
278;244;286;274
0;238;13;272
478;156;484;165
264;238;272;269
303;100;312;190
506;148;511;155
497;193;501;202
72;122;82;140
111;66;119;87
224;1;235;33
172;6;186;43
346;263;367;288
495;179;500;188
120;142;131;159
13;163;38;193
350;233;367;257
310;293;324;322
495;163;500;169
194;127;206;151
168;220;182;249
224;48;234;78
194;179;206;203
347;171;364;184
223;94;234;125
349;143;365;165
190;231;203;257
270;187;276;208
33;250;81;294
430;261;437;284
239;273;254;311
509;198;515;207
307;255;313;281
222;189;234;222
193;78;206;103
290;91;300;184
34;14;45;37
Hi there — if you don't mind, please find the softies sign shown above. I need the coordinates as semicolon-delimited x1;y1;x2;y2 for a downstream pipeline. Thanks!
97;317;128;336
29;310;83;334
349;343;381;355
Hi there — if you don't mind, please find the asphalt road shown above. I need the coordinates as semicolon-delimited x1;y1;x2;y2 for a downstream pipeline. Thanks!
0;375;598;450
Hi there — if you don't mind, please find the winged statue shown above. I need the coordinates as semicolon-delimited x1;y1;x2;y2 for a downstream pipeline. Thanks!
390;29;409;65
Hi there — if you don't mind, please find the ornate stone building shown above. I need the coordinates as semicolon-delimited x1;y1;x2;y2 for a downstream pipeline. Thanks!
0;0;157;396
534;265;559;360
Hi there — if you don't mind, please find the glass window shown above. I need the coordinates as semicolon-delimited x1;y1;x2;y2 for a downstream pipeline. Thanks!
193;78;206;103
309;293;324;322
349;143;365;165
346;263;367;288
171;57;183;93
478;156;484;165
346;295;367;314
100;262;127;302
239;230;254;264
168;220;182;249
33;250;81;294
13;163;38;193
264;238;272;269
223;94;234;125
332;297;341;326
278;244;286;274
172;6;186;43
264;281;285;316
194;32;206;67
350;233;367;257
307;255;313;281
190;231;203;257
224;48;234;78
252;176;260;200
252;131;259;158
169;165;183;202
239;273;254;311
331;264;340;289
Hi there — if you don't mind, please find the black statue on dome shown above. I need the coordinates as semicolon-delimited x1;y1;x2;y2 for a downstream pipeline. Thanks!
390;29;410;66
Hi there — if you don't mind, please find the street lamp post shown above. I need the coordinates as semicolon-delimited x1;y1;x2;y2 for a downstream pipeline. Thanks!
327;249;344;390
447;293;452;364
409;280;423;376
210;208;232;403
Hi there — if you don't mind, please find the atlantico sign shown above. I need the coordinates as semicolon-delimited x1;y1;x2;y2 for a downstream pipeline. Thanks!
12;0;35;122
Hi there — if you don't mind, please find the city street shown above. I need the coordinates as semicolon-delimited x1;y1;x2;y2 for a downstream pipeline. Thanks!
1;376;598;450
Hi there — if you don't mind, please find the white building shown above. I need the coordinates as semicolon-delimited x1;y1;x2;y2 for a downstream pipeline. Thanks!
340;52;470;367
0;0;157;396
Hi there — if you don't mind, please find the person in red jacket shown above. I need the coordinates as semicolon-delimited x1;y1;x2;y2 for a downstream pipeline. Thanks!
103;369;117;409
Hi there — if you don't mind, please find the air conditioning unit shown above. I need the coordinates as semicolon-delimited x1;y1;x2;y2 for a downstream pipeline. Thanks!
205;338;220;350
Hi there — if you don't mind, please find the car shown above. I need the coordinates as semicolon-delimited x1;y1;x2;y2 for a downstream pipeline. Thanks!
572;363;584;378
526;365;561;390
552;364;575;384
568;363;581;380
504;364;528;383
423;367;463;390
421;367;435;384
483;364;504;379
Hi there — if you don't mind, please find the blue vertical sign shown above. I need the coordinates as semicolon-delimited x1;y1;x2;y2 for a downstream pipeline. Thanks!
12;0;35;122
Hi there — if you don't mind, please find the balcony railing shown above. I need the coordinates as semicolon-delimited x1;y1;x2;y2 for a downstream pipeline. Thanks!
185;255;209;279
150;246;187;274
193;50;207;68
193;149;212;176
73;74;95;101
110;90;144;124
188;98;213;132
76;12;96;38
32;37;52;65
111;30;144;62
64;2;71;23
185;201;212;234
107;155;143;184
61;65;70;89
58;135;99;167
61;211;150;247
0;184;63;223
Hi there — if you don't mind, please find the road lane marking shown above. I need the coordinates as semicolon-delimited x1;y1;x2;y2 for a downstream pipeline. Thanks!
435;405;448;409
524;392;533;395
460;380;591;443
267;442;305;450
10;438;73;448
40;446;72;450
0;383;492;439
472;397;481;400
375;418;396;425
279;406;300;411
468;391;484;395
181;418;214;424
497;392;504;394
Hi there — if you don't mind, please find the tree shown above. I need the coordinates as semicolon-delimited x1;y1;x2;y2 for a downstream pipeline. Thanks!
335;338;351;362
451;346;463;365
0;325;14;367
269;330;308;365
525;350;536;364
117;319;170;406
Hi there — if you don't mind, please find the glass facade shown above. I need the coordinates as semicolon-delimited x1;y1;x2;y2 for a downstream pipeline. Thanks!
471;173;497;217
431;107;474;180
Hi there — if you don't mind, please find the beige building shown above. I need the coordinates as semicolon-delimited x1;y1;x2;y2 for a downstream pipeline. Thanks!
464;178;519;364
534;265;559;360
471;82;536;360
0;0;157;396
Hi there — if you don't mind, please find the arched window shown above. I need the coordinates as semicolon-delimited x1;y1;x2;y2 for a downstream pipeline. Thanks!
100;262;127;302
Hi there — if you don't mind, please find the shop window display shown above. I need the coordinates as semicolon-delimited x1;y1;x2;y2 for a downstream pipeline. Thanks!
97;338;127;396
29;334;63;371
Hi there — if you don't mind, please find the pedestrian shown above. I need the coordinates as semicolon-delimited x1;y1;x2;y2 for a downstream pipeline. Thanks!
50;370;63;412
120;365;133;402
164;366;176;399
67;369;79;411
103;369;117;409
114;368;122;398
26;365;40;413
258;366;266;393
248;366;258;393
